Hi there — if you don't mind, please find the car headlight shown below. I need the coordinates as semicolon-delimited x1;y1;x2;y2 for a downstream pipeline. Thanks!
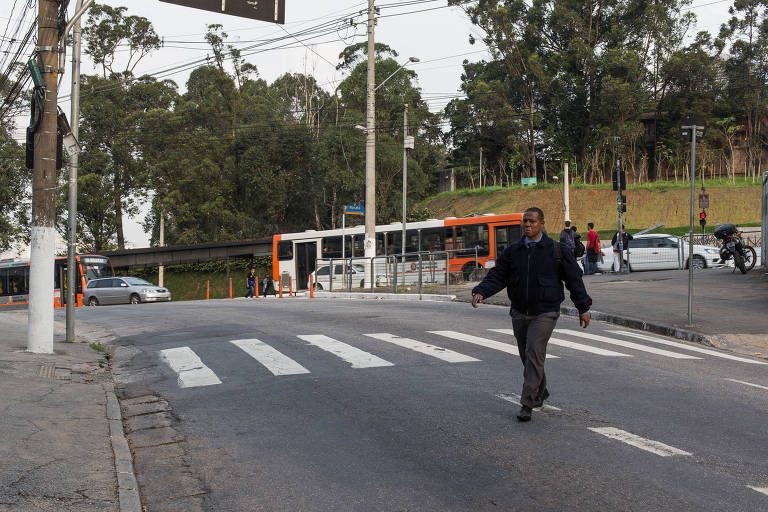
141;288;152;293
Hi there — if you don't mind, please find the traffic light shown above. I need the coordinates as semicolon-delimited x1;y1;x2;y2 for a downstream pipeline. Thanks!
612;170;627;191
618;194;627;213
699;210;706;227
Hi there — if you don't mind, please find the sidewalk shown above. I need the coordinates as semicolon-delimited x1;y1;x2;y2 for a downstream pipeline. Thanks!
452;267;768;359
0;311;135;511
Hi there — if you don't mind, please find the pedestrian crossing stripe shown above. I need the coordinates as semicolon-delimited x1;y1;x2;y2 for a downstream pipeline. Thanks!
296;334;394;368
364;333;480;363
427;331;559;358
554;329;701;359
588;427;692;457
159;346;222;388
230;339;310;376
488;329;632;357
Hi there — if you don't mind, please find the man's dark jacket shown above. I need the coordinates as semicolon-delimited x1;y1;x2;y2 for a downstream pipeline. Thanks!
472;234;592;315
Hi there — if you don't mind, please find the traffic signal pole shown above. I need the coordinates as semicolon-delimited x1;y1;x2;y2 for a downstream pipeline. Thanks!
28;0;61;353
688;129;697;325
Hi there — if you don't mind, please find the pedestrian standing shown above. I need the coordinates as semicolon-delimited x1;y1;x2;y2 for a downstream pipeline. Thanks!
245;268;257;298
559;220;575;252
471;207;592;422
586;223;601;275
611;227;633;272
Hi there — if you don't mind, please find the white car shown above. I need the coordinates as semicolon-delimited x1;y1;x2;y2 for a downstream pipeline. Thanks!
311;264;366;290
596;234;721;272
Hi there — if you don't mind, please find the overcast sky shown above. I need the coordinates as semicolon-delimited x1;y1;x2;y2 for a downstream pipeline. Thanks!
1;0;733;250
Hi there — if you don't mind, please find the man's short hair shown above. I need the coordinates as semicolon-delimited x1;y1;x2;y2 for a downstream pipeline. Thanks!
524;207;545;221
564;220;571;227
571;226;578;231
588;222;594;229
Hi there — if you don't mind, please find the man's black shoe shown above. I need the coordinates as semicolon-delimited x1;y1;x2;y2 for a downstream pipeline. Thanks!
517;405;532;422
532;398;544;408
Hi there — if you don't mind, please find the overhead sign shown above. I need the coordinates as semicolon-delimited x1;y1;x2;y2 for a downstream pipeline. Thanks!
521;177;537;186
344;205;364;215
160;0;286;24
680;113;706;142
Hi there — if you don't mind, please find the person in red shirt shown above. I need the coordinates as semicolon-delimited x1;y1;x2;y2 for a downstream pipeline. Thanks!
585;223;601;275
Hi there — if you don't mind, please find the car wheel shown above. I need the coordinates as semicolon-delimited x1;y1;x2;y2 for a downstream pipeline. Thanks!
87;296;99;306
690;255;706;270
462;262;481;281
360;279;365;288
130;294;141;304
314;282;323;290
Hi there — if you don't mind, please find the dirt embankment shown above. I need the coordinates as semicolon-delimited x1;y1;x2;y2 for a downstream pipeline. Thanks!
417;185;761;231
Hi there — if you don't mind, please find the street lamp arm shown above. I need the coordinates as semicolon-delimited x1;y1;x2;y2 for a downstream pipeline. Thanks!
374;57;419;92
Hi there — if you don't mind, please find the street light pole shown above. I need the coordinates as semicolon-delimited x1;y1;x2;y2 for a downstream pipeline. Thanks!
66;0;85;343
402;103;408;259
364;0;376;287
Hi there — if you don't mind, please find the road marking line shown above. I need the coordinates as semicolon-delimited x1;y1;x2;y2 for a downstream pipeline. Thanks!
588;427;692;457
159;347;222;388
296;335;394;369
489;329;632;357
609;330;768;365
427;331;559;358
555;329;700;359
496;393;561;411
363;333;480;363
724;378;768;391
747;486;768;497
230;339;310;376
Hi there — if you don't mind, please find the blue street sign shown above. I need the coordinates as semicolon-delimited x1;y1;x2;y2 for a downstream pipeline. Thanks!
344;205;365;215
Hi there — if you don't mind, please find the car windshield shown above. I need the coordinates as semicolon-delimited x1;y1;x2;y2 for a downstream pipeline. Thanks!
353;264;365;272
123;277;153;286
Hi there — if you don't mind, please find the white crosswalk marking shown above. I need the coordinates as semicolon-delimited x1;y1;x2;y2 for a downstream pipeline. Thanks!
555;329;700;359
724;378;768;391
230;339;310;376
588;427;692;457
609;330;768;365
488;329;632;357
297;335;394;369
747;486;768;497
496;393;561;411
428;331;559;358
364;333;481;363
160;346;222;388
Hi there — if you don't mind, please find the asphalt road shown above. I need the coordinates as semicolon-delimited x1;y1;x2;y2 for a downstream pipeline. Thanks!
73;298;768;512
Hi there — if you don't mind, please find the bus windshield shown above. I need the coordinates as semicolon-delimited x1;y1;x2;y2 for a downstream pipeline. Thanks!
80;256;114;281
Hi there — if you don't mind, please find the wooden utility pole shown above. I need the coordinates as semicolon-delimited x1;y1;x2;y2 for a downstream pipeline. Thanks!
28;0;60;353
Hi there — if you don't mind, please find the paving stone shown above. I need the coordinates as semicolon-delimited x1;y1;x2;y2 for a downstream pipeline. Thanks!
124;412;173;433
127;426;184;449
122;399;169;417
120;394;160;406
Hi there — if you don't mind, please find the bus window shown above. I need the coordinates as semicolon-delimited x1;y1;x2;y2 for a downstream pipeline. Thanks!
420;228;444;252
352;235;364;257
494;225;521;256
376;233;386;256
8;267;28;295
0;268;6;295
79;256;114;281
444;227;455;252
405;229;419;254
322;237;342;259
277;241;293;261
455;224;490;257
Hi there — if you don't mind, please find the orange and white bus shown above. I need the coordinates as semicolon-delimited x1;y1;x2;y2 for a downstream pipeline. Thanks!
272;213;523;290
0;254;114;307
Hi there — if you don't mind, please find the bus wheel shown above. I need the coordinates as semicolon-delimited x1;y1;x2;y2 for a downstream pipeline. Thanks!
462;262;481;281
87;297;99;306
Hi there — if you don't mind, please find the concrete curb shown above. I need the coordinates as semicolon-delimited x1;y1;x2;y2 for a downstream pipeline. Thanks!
103;382;142;512
558;306;716;347
313;291;456;302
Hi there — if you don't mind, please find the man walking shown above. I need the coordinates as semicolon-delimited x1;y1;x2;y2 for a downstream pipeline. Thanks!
585;223;601;275
559;220;575;252
611;227;633;272
245;268;257;299
471;207;592;422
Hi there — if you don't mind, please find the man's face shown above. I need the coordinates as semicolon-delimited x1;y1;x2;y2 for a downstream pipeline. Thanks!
523;211;544;239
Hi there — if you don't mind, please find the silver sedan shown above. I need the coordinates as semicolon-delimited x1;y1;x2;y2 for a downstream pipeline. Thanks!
85;277;171;306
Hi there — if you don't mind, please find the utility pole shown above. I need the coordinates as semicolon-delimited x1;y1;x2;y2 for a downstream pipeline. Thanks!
158;213;165;287
363;0;376;288
479;147;483;188
401;103;408;258
616;154;624;273
28;0;60;353
66;0;84;343
563;161;570;222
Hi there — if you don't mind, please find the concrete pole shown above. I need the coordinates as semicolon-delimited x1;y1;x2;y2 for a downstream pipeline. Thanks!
28;0;60;353
688;132;696;325
363;0;376;289
762;172;767;270
564;162;570;222
479;147;483;188
402;104;408;259
158;213;165;287
66;0;84;342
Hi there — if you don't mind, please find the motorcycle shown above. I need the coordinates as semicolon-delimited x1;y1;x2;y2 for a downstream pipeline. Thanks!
713;223;757;274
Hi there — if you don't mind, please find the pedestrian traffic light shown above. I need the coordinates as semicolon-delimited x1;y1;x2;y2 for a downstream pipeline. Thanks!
618;194;627;213
699;210;706;226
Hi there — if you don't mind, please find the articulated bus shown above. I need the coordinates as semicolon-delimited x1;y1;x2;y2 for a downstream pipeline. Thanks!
272;214;523;290
0;254;114;307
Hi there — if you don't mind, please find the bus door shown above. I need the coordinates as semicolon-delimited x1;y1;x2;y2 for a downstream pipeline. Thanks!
295;242;317;290
494;225;522;258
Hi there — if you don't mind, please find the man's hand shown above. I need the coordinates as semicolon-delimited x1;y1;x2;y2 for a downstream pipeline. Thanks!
471;294;484;308
579;313;590;328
